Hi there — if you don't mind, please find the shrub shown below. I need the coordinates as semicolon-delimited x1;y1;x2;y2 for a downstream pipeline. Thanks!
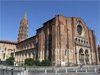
25;58;33;66
33;60;41;66
41;59;51;66
6;57;15;65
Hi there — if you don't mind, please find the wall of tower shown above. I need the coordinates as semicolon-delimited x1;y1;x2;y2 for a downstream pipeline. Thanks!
18;20;28;42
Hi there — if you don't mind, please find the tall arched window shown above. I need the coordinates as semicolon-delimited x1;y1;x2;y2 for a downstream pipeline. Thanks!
77;25;82;35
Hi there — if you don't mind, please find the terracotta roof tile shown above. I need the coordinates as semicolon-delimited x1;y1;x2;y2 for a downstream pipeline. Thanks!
0;40;17;44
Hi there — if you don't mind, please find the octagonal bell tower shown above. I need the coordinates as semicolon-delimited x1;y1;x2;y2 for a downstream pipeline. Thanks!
18;11;28;42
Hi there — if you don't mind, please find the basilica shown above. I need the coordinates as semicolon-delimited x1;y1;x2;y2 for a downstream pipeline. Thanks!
0;12;99;66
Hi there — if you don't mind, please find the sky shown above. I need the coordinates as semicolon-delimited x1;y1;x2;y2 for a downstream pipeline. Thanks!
0;0;100;45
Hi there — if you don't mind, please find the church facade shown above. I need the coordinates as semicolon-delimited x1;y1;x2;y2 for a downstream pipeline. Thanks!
0;12;99;66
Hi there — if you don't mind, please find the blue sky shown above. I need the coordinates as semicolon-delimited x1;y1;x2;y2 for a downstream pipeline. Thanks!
0;0;100;45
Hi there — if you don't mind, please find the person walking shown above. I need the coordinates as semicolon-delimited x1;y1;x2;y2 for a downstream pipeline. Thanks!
80;63;83;68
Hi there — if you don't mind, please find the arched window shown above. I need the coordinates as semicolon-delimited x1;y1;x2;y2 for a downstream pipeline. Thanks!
75;38;77;41
84;40;85;44
77;25;82;35
3;53;5;59
29;53;30;58
25;53;27;58
81;40;83;43
78;39;80;42
86;41;88;44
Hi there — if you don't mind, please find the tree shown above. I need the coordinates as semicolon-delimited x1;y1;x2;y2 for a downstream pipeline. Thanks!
6;57;15;65
25;58;33;66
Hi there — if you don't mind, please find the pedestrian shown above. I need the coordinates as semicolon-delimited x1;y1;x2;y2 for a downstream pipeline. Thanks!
80;63;83;68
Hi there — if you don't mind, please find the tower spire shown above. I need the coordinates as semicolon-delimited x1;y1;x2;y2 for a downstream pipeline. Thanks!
18;11;28;42
23;11;27;20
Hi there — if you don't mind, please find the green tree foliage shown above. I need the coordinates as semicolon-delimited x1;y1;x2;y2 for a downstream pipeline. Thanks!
6;57;15;65
25;58;33;66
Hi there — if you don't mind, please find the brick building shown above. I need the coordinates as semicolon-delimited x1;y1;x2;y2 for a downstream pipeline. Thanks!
0;12;99;66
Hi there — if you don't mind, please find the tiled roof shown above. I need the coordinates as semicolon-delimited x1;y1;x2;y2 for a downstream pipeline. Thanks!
0;40;17;44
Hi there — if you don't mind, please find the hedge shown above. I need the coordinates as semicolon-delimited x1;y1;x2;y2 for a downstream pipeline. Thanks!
25;58;33;66
6;57;15;65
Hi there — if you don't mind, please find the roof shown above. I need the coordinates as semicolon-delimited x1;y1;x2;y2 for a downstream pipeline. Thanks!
0;40;17;45
17;35;36;44
23;11;27;20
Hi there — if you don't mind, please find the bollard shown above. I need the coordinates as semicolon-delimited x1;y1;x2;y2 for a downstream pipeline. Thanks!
66;68;67;73
11;69;13;75
5;68;8;74
1;69;3;74
81;68;82;71
21;72;24;75
88;67;89;70
94;68;96;73
58;68;59;71
45;69;47;73
17;73;20;75
26;69;28;74
55;69;57;73
73;68;75;71
85;69;87;73
24;71;26;75
2;69;4;75
23;71;24;75
75;69;77;73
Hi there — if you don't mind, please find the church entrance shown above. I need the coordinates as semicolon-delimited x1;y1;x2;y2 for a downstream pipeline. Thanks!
79;48;84;64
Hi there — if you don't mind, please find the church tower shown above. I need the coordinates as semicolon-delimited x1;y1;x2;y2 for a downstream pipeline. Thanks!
18;11;28;42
